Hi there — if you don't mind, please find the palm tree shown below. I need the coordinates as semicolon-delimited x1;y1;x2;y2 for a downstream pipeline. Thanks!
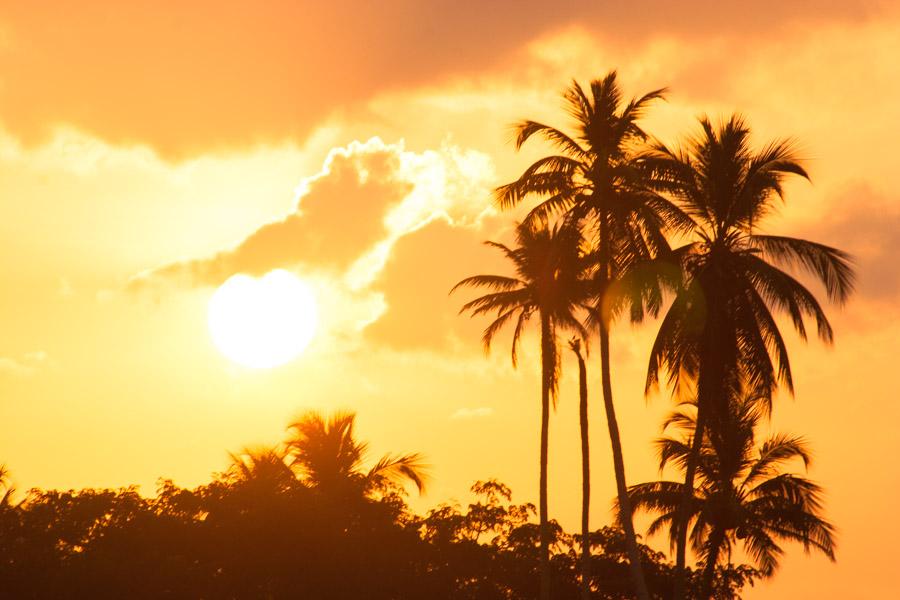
227;446;298;493
285;410;428;498
626;385;836;598
569;338;591;600
496;72;687;600
640;115;854;598
452;220;591;600
0;465;14;508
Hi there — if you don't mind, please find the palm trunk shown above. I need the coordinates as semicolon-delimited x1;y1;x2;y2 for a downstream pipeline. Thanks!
571;340;592;600
599;323;650;600
671;406;706;600
699;527;727;599
673;297;727;600
539;313;552;600
597;211;650;600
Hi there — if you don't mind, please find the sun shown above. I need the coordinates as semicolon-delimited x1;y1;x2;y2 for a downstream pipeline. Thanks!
207;269;318;369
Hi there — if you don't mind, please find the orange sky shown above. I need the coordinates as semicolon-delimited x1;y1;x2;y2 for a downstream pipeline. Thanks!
1;2;899;598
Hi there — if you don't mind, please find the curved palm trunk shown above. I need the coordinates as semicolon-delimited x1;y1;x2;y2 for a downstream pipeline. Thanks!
571;341;592;600
599;323;650;600
699;527;727;599
597;211;650;600
539;313;553;600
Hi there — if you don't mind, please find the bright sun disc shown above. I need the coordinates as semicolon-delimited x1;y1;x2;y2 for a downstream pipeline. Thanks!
208;269;318;369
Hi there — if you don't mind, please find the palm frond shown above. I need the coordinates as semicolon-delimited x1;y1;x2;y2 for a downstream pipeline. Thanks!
751;235;855;304
367;452;429;494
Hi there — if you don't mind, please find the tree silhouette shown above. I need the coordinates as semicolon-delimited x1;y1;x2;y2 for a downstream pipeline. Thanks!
0;465;14;508
626;383;836;598
640;114;854;598
0;431;762;598
496;72;688;600
285;410;428;498
452;220;591;600
227;446;298;493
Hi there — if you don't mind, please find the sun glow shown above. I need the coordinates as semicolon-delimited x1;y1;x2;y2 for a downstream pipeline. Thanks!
207;269;317;369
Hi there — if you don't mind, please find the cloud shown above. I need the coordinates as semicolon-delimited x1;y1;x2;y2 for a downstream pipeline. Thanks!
0;1;890;156
450;407;494;420
0;351;49;376
130;137;499;348
363;217;513;351
801;184;900;303
131;137;495;292
58;277;74;297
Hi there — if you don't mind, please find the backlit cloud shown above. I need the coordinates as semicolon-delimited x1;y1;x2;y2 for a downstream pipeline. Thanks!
450;407;494;420
132;137;495;293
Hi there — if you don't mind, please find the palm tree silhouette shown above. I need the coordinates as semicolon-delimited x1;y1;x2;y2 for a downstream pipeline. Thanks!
569;338;592;600
285;410;428;498
0;465;14;508
626;383;836;598
452;220;591;600
496;72;686;600
640;115;854;598
227;446;297;492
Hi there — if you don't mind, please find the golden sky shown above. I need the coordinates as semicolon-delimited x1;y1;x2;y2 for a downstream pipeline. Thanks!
1;2;899;597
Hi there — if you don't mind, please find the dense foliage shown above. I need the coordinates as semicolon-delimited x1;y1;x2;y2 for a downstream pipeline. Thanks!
0;471;757;599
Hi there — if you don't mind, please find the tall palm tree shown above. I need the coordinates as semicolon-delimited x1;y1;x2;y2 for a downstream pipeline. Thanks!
569;338;591;600
452;220;591;600
497;72;687;600
285;410;428;498
626;385;836;598
640;115;854;598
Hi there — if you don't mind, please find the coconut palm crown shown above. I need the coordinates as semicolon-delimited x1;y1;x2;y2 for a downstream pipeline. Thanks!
626;385;836;596
452;219;592;600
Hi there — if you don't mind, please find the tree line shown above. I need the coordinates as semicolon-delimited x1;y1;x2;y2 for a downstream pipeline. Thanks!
452;71;851;600
0;413;755;599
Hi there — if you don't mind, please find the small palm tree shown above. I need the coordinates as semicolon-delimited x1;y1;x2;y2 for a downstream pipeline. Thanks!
285;410;427;498
452;220;591;600
497;72;687;600
227;446;297;492
0;465;15;508
626;385;836;598
641;115;854;597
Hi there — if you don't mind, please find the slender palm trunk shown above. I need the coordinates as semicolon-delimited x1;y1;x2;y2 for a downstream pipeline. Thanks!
673;297;727;600
597;212;650;600
672;406;706;599
699;527;727;599
599;323;650;600
571;341;592;600
539;313;552;600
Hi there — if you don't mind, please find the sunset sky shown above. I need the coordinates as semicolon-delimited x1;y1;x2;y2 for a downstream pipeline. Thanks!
1;2;899;597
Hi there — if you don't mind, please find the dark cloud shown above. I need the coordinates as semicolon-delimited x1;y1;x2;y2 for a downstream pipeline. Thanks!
0;1;887;156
